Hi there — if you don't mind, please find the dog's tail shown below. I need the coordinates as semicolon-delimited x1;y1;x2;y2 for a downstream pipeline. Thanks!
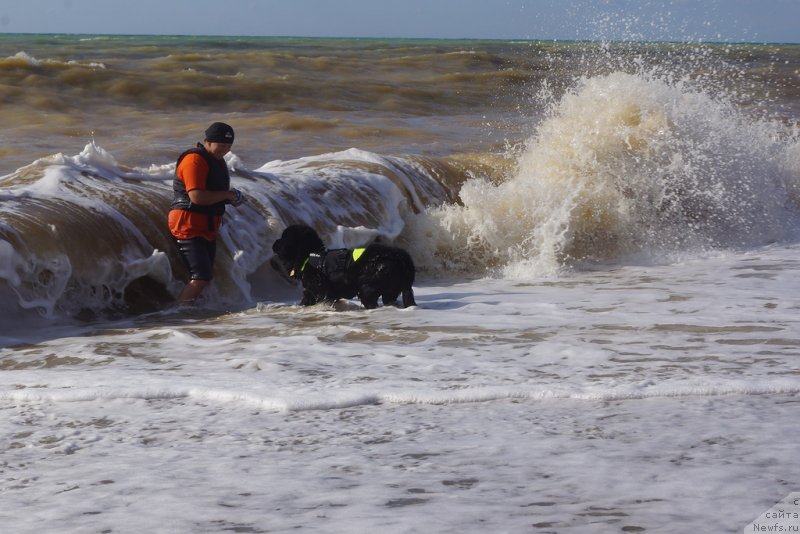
402;286;416;308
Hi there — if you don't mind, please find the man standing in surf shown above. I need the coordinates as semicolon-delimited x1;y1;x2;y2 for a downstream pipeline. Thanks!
168;122;245;304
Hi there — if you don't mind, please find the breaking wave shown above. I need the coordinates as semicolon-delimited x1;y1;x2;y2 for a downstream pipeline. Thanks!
1;66;799;320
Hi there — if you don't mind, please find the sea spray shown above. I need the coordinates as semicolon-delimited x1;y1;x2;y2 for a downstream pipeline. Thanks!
407;70;800;278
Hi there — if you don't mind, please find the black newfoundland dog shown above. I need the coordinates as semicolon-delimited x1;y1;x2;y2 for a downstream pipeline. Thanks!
271;224;417;309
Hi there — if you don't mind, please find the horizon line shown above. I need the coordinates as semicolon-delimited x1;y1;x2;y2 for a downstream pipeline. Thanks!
1;31;799;46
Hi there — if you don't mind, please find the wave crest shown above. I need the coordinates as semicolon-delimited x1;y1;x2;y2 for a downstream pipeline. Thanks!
407;71;800;277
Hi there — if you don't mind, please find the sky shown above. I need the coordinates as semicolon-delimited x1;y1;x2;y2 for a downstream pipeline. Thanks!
1;0;799;43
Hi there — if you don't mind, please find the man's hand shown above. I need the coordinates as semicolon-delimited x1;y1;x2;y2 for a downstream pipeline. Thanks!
229;188;245;207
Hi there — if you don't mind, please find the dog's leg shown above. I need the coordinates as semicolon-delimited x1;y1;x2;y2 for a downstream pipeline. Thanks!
359;286;380;309
380;288;400;307
401;287;416;308
300;290;319;306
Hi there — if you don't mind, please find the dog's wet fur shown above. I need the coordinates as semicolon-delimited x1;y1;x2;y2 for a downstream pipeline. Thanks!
271;224;417;309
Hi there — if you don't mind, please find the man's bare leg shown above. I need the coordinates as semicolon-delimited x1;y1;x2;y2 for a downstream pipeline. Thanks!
177;279;210;304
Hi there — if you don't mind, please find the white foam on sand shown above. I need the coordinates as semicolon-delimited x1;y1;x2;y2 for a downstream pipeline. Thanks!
1;244;799;532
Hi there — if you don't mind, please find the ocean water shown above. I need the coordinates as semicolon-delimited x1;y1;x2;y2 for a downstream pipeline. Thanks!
1;34;800;532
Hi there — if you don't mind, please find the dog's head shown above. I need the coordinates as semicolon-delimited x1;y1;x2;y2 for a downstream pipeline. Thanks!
271;224;326;277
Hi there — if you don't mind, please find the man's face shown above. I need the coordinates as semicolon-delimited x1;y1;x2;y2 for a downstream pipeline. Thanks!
204;141;232;159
